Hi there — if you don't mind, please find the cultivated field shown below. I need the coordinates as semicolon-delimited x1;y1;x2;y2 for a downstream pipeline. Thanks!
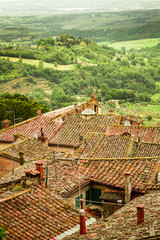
0;56;73;70
100;38;160;50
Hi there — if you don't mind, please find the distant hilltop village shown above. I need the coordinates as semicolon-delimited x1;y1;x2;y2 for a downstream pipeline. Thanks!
0;94;160;240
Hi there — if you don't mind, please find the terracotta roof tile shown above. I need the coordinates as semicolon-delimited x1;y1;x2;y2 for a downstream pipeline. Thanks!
76;132;160;159
76;133;132;159
0;137;53;163
134;142;160;157
51;114;121;146
106;125;160;144
64;191;160;240
47;162;91;197
78;157;160;192
0;187;80;239
0;116;60;143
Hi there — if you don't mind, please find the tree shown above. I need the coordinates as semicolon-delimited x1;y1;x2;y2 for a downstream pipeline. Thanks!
147;115;152;121
38;60;44;70
0;227;6;239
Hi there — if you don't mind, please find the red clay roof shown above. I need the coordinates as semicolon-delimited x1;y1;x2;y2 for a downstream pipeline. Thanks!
75;132;160;159
47;162;91;197
0;186;80;240
0;116;60;143
0;137;53;162
64;191;160;240
51;114;121;146
134;142;160;157
77;157;160;192
76;132;132;159
106;125;160;143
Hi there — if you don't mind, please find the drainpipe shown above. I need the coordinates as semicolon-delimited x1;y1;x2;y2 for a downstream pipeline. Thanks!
80;199;86;235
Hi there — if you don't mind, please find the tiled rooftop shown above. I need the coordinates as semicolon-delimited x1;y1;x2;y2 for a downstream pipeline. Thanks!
51;114;121;146
46;161;91;197
106;125;160;143
0;115;61;143
0;160;48;186
76;132;132;159
75;132;160;159
0;136;53;163
43;102;86;117
134;142;160;157
0;186;81;240
77;157;160;192
0;159;90;199
64;191;160;240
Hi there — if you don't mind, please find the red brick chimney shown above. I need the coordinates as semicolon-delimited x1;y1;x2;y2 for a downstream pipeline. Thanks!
137;204;144;226
79;199;86;235
37;109;42;116
125;172;132;203
35;162;43;180
2;119;10;129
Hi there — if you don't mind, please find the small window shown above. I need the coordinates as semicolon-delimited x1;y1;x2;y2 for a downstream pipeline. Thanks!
86;189;91;205
75;194;83;208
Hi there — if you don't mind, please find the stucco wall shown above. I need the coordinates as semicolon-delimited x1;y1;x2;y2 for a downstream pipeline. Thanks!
0;156;19;179
66;184;91;208
0;142;11;150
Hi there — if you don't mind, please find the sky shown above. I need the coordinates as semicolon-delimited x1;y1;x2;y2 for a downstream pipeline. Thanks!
0;0;160;16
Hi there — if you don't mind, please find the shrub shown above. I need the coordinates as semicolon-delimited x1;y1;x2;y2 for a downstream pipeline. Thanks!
147;115;152;121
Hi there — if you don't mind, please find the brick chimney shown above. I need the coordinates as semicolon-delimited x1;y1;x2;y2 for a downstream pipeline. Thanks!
137;204;144;225
19;152;24;165
38;136;48;146
37;109;42;116
38;128;48;146
156;172;160;184
79;199;86;235
35;162;43;180
74;103;78;113
79;135;83;145
125;172;132;204
2;119;10;129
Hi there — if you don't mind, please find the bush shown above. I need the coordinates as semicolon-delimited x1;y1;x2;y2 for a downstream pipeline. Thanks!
147;115;152;121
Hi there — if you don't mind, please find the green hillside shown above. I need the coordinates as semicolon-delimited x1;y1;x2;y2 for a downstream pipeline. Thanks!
0;35;159;108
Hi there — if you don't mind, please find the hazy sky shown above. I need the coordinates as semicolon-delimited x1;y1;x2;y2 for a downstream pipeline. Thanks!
0;0;160;16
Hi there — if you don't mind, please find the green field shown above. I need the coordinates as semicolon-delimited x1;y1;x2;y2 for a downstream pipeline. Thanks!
151;93;160;102
101;102;160;126
0;56;73;70
103;38;160;50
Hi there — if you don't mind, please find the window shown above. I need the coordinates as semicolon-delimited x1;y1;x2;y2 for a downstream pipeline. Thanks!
91;188;102;205
86;189;91;205
85;188;102;205
75;194;82;208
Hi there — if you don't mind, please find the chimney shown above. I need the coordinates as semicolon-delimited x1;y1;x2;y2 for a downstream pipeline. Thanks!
156;172;160;184
79;199;86;235
125;172;132;204
19;152;24;165
14;134;18;142
38;136;48;146
37;109;42;116
2;119;10;129
79;135;83;145
74;103;78;113
35;162;43;180
137;204;144;226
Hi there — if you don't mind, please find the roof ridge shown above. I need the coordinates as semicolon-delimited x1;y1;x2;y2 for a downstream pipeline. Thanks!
81;157;160;161
109;124;160;129
0;116;40;132
0;189;31;203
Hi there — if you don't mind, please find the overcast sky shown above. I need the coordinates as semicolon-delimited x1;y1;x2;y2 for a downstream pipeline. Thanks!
0;0;160;16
